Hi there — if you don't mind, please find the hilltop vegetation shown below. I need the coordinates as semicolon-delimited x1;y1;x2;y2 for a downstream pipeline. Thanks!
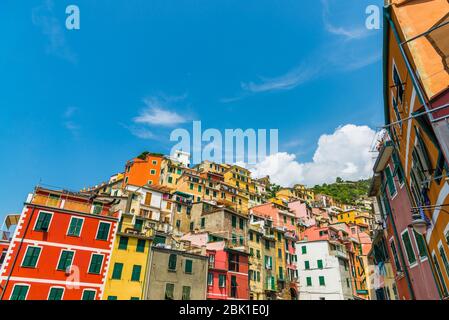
312;177;371;205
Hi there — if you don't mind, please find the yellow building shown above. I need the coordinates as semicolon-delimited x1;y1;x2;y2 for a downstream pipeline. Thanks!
248;223;264;300
103;213;153;300
337;209;373;231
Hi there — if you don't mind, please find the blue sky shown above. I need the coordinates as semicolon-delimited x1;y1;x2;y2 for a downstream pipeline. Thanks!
0;0;383;223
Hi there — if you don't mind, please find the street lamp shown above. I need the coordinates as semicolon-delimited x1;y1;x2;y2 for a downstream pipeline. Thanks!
410;217;429;235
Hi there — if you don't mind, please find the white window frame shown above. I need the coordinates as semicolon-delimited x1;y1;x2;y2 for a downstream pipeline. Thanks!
95;221;112;241
56;249;76;272
400;229;418;268
47;286;65;300
9;283;31;300
87;252;105;275
66;216;85;237
385;164;398;200
33;210;54;232
81;288;97;300
411;229;428;263
21;245;43;268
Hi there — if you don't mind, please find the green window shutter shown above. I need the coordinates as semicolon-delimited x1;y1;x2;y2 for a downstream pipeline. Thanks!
134;219;143;232
185;259;193;273
89;254;104;274
48;288;64;300
189;183;194;190
57;250;74;271
168;254;177;270
112;263;123;279
136;239;146;253
279;267;283;280
319;276;325;286
413;230;428;258
96;222;110;240
317;259;323;269
130;297;139;300
119;236;129;250
10;285;29;300
219;274;226;287
401;231;417;265
131;265;142;281
82;290;96;300
182;286;191;300
439;246;449;275
239;218;244;229
165;283;175;300
201;218;205;228
232;215;237;228
208;272;213;285
107;296;117;300
385;166;397;198
68;217;83;236
168;176;173;183
306;277;312;286
301;246;307;254
305;261;310;270
35;212;52;231
22;246;41;268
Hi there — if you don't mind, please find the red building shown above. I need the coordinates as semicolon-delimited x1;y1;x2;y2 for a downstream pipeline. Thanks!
0;187;120;300
181;233;249;300
284;231;299;298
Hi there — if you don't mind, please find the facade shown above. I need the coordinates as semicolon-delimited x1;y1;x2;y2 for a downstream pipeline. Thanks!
383;0;449;297
296;240;353;300
123;153;163;187
145;245;208;300
0;187;120;300
370;139;441;299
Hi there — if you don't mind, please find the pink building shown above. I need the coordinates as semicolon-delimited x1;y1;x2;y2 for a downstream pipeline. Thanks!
250;203;297;233
288;200;315;227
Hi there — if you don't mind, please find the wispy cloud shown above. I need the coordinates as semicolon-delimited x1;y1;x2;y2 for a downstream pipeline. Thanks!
321;0;370;40
62;106;80;137
134;97;188;127
240;64;321;93
32;0;77;63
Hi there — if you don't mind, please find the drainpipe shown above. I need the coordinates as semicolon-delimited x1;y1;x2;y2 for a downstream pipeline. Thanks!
143;246;154;300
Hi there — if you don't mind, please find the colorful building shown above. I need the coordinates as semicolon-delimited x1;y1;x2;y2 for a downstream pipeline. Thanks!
0;187;120;300
383;0;449;297
123;152;163;187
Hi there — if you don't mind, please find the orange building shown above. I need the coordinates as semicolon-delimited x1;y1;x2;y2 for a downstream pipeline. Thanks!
383;0;449;297
123;152;163;187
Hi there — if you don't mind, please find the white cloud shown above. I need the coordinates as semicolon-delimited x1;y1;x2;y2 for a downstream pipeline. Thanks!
250;124;377;187
133;97;188;127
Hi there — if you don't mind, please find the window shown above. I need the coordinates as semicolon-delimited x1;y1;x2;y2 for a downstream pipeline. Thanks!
319;276;325;286
304;261;310;270
57;250;74;271
433;253;449;297
264;256;272;270
185;259;193;273
401;230;417;266
92;202;103;215
165;283;174;300
219;274;226;287
198;185;202;192
229;253;239;272
439;245;449;277
385;166;397;198
182;286;191;300
200;217;205;228
150;169;156;175
239;236;244;246
136;239;146;253
108;296;117;300
208;272;213;286
168;176;173;184
10;285;29;300
232;215;237;228
119;236;129;250
239;218;244;229
189;222;194;231
317;259;323;269
130;297;139;300
230;276;238;298
96;222;110;240
278;249;282;259
306;277;312;287
390;239;402;272
89;254;104;274
278;267;284;280
413;230;428;259
111;263;123;280
35;212;52;231
152;160;157;165
265;240;270;250
393;64;404;103
48;287;64;300
82;290;96;300
22;246;41;268
145;192;152;205
131;265;141;282
134;219;143;232
301;246;307;254
67;217;83;236
189;183;194;190
168;254;177;271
